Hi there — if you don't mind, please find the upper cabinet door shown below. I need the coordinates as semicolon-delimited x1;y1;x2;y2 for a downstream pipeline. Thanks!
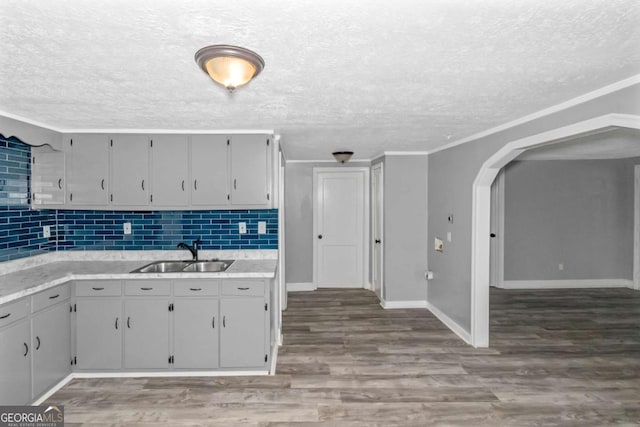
110;135;149;206
230;135;270;206
66;134;109;205
191;135;229;206
31;146;65;206
150;135;188;206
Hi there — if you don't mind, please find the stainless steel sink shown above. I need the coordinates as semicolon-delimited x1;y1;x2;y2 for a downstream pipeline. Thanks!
130;260;233;273
182;260;233;272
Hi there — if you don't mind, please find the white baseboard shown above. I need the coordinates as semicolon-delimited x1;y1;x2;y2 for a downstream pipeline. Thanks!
499;279;634;289
287;282;315;292
364;281;373;291
380;299;428;309
426;302;472;345
32;373;74;405
269;342;279;375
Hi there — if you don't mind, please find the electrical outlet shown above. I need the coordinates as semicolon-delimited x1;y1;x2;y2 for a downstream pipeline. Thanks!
258;221;266;235
43;225;51;238
123;222;132;235
434;237;444;252
239;222;247;234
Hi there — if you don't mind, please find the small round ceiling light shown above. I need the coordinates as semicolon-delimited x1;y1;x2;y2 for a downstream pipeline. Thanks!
332;151;354;163
195;45;265;92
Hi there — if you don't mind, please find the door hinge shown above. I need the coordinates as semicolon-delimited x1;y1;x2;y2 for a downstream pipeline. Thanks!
265;354;268;363
264;303;268;311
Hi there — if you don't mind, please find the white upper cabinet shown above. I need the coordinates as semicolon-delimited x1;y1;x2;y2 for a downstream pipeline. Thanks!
31;146;65;206
230;134;270;206
66;134;109;205
191;135;229;206
110;135;149;206
150;135;189;206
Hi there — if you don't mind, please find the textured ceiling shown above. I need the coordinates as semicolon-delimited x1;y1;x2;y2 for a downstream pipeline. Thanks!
0;0;639;160
517;128;640;160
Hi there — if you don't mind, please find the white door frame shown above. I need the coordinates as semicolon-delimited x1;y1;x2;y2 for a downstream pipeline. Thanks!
471;113;640;348
372;162;384;299
489;169;505;288
635;165;640;290
312;167;370;289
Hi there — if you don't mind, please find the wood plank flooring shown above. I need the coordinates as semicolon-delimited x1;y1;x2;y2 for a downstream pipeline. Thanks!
47;287;640;426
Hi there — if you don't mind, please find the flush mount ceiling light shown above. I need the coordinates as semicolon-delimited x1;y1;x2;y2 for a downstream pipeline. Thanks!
194;44;265;92
332;151;354;163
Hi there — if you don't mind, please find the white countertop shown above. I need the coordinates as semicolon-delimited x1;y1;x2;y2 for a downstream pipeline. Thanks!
0;254;277;305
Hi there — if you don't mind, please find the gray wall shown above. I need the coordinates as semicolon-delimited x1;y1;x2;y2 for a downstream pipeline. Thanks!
383;155;428;301
284;161;370;284
503;159;635;281
427;83;640;332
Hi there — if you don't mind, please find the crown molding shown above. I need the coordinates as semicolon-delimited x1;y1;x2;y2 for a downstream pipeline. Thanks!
429;74;640;155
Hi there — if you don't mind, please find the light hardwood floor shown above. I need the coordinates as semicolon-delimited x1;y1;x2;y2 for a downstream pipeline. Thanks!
47;287;640;426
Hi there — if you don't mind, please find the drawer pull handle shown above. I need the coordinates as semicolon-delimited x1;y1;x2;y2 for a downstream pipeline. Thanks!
48;294;60;300
23;343;29;357
140;287;153;291
189;288;202;291
127;317;131;328
0;313;10;320
237;287;250;290
92;287;104;291
212;316;215;328
223;316;226;328
115;317;119;330
36;336;41;350
58;178;63;189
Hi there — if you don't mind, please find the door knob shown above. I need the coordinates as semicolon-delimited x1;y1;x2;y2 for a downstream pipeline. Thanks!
317;235;323;239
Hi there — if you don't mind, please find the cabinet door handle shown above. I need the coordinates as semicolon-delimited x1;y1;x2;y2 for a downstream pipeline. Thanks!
223;316;226;328
237;287;250;291
212;316;215;328
101;179;105;190
23;343;29;357
115;317;119;330
189;288;202;291
233;179;237;190
58;178;63;189
127;317;131;328
92;287;104;291
194;180;198;191
140;287;153;291
35;336;41;350
48;294;60;300
0;313;10;320
141;180;145;191
181;180;185;191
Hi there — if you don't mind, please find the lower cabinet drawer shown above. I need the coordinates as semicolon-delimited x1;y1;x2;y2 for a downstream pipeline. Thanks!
174;280;219;296
125;280;171;296
76;281;122;297
221;280;265;296
32;284;71;312
0;298;30;329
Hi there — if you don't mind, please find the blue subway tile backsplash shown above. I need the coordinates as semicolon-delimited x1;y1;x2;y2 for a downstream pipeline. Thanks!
56;209;278;251
0;135;278;263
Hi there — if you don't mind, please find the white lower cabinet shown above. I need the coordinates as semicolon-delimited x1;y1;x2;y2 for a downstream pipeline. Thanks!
32;303;71;398
220;297;268;368
124;299;170;369
76;299;122;370
173;298;219;369
0;319;31;405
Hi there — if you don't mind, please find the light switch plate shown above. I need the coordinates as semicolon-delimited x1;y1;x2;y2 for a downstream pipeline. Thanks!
258;221;266;234
447;231;452;242
239;222;247;234
43;225;51;238
123;222;132;235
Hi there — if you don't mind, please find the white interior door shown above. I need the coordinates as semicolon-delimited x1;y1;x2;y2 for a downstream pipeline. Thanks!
635;165;640;290
372;163;384;299
314;168;368;288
